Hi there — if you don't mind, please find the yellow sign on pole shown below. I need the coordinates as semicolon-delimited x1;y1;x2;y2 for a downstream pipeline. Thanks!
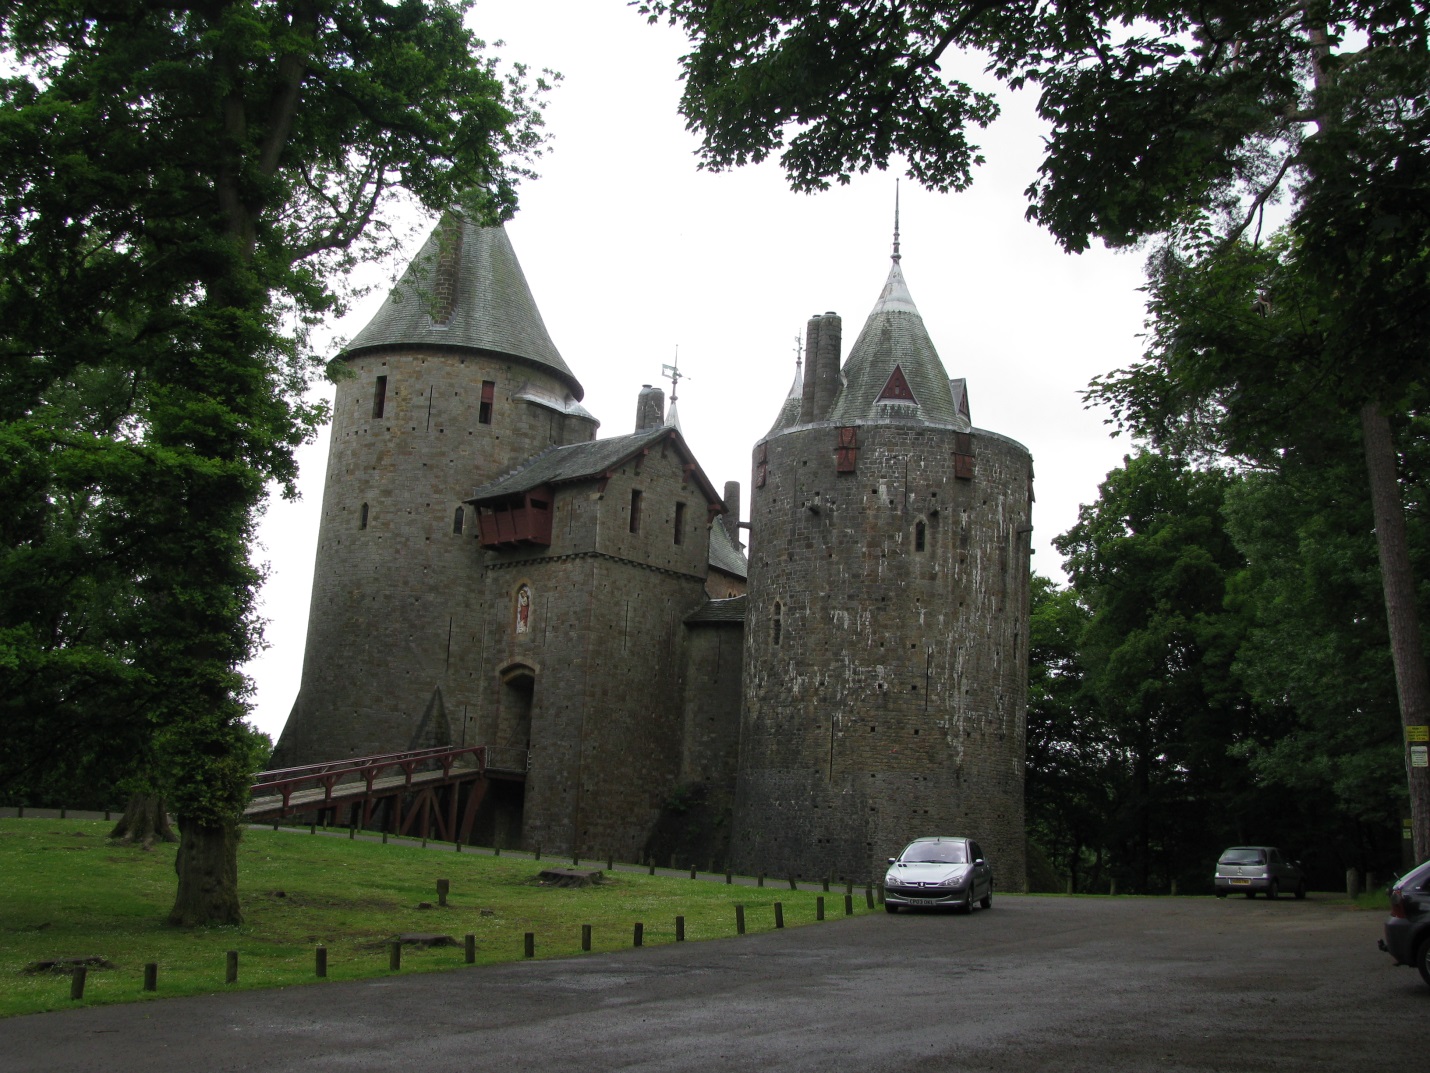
1406;725;1429;742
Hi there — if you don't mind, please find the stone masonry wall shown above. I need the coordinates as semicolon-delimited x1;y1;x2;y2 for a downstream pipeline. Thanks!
275;349;595;767
731;420;1032;886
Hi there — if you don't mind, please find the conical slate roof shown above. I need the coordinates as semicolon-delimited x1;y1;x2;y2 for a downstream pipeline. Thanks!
764;360;805;435
826;258;958;425
345;216;583;400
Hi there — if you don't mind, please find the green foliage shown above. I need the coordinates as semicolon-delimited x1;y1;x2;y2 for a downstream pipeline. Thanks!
0;820;870;1017
0;2;553;921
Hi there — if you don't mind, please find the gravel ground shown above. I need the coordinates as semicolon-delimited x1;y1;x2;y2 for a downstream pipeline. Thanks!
2;892;1422;1072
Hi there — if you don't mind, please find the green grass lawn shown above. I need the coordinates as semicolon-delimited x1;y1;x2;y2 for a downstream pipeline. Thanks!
0;819;871;1018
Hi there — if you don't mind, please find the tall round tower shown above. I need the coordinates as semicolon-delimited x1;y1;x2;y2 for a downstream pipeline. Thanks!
730;243;1033;886
274;215;596;766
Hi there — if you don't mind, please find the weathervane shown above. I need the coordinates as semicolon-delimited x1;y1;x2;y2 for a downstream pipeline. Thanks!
793;335;803;376
661;347;686;405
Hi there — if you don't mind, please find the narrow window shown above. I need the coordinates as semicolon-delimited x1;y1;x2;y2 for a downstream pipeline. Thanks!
479;380;495;425
629;489;643;533
359;502;369;530
772;601;782;646
673;502;686;545
372;375;387;418
453;506;464;535
915;519;927;552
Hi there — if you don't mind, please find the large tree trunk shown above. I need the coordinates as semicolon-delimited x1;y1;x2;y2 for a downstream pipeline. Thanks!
1360;402;1430;865
109;793;177;848
168;817;242;927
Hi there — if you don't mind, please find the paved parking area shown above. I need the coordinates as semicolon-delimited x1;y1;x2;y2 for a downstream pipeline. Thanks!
1;893;1422;1072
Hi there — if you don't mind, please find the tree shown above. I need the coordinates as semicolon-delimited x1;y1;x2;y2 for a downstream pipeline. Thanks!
1055;451;1256;893
1;1;551;924
644;1;1430;861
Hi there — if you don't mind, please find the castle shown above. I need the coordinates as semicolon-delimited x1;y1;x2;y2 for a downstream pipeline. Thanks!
273;213;1032;885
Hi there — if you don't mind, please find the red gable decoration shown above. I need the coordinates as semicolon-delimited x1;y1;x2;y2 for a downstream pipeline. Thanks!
877;365;917;404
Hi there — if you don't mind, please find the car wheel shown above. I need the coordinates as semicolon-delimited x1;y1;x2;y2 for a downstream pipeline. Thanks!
1294;882;1307;900
958;887;974;914
885;902;898;914
1417;937;1430;989
1268;880;1280;900
980;888;992;910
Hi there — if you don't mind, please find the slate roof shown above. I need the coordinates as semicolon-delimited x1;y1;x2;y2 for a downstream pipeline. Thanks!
466;426;724;510
826;259;959;426
345;217;583;400
765;362;805;436
708;517;748;579
684;595;747;624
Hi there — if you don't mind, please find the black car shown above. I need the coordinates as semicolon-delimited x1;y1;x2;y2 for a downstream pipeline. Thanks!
1379;858;1430;988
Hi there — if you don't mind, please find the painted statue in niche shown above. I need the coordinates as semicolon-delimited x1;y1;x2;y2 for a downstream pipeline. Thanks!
515;584;531;634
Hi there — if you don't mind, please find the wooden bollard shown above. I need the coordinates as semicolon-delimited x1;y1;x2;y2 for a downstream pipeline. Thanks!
648;859;656;876
581;924;592;952
349;826;356;840
494;843;501;856
455;840;462;853
144;962;158;991
226;950;239;983
572;852;579;866
865;884;874;909
817;896;825;921
725;869;732;885
534;844;541;861
788;875;798;890
844;893;854;916
315;947;327;977
70;966;86;1001
676;915;685;942
823;873;831;893
389;941;401;971
774;902;784;929
524;932;535;959
310;822;316;835
381;830;388;844
735;904;746;935
845;880;854;896
633;922;643;948
607;854;614;870
465;934;476;964
758;873;765;888
436;879;450;907
690;864;697;880
421;836;428;848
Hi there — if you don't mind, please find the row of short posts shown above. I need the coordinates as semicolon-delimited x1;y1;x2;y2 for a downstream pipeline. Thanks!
64;876;883;1000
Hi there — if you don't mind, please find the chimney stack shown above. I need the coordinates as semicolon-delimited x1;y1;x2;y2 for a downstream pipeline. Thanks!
635;384;665;431
723;480;742;546
799;312;842;423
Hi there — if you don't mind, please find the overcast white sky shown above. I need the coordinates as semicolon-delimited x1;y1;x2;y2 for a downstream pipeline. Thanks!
241;0;1150;741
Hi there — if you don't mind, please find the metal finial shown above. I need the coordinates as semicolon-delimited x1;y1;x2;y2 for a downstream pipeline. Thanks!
892;179;902;263
794;335;803;374
661;347;685;405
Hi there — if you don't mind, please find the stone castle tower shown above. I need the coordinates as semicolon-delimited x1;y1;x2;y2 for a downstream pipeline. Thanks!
730;240;1033;884
276;211;1031;886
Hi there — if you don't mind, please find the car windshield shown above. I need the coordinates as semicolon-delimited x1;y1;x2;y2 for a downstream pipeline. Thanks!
1219;848;1266;865
900;842;966;865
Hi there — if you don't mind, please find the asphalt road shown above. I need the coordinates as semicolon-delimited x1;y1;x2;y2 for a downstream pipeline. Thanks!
2;893;1422;1073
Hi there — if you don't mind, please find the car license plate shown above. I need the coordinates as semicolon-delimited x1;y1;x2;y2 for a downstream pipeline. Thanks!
1231;878;1249;885
907;897;939;904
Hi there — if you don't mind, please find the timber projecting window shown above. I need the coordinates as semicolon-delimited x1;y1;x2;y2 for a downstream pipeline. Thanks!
479;380;495;425
372;375;388;418
673;502;686;545
629;489;643;534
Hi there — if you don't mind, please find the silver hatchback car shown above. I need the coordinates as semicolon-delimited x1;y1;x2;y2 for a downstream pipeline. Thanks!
1214;845;1307;899
884;836;993;913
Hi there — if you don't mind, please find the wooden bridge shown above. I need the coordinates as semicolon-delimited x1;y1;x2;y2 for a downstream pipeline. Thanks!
245;745;526;845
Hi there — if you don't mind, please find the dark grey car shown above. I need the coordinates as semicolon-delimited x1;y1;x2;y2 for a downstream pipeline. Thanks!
1379;857;1430;988
1213;845;1307;899
884;836;993;914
